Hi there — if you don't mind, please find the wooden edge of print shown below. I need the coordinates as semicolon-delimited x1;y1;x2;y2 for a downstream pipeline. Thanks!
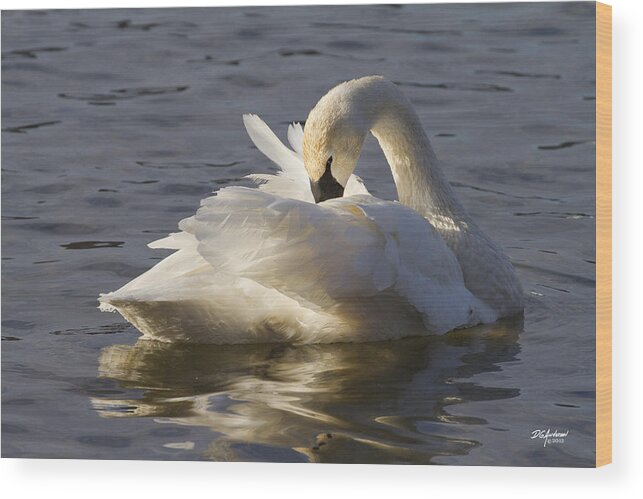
595;1;612;468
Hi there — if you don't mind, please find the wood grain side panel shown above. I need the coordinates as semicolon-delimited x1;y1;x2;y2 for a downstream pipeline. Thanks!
596;1;612;468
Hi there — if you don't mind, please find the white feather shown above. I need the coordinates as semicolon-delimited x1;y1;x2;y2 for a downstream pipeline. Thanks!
287;122;304;156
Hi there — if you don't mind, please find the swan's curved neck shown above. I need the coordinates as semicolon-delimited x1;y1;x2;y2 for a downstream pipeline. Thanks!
356;79;469;224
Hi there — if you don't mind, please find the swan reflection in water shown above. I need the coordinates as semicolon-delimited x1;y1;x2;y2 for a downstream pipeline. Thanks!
92;318;523;463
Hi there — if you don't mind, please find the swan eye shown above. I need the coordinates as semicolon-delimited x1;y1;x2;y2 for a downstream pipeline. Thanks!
326;156;333;170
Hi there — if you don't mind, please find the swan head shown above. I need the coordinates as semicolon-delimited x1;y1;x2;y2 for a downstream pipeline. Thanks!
302;82;369;203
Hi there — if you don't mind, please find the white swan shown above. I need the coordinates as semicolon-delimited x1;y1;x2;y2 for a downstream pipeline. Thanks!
99;76;523;344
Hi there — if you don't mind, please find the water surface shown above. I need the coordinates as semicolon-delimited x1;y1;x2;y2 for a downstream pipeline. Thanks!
2;3;596;466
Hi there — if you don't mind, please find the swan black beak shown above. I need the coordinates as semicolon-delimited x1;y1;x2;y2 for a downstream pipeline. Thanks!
310;177;344;203
309;161;344;203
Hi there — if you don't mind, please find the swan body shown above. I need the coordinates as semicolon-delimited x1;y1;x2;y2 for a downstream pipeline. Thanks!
99;76;523;344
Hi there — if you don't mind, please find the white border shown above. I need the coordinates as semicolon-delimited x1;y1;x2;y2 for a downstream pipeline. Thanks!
1;0;641;497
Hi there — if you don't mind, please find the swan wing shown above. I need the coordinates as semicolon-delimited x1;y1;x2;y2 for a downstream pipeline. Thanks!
355;199;497;330
180;187;394;307
182;187;482;333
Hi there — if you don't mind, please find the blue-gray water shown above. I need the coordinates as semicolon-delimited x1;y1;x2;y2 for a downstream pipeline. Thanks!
2;3;596;465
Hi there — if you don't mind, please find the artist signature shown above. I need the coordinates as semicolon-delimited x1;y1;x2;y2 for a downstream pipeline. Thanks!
530;428;569;447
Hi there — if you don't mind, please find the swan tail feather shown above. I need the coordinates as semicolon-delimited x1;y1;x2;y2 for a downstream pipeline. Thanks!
287;122;304;156
242;114;304;178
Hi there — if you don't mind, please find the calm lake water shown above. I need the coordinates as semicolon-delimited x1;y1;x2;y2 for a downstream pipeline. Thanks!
2;3;596;466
